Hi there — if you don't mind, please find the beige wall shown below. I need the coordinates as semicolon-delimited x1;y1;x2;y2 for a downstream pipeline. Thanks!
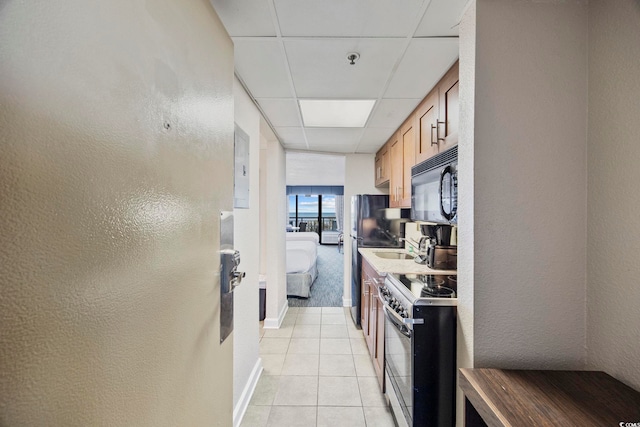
0;0;234;425
263;139;288;326
232;79;262;423
470;0;588;369
456;1;476;423
587;0;640;390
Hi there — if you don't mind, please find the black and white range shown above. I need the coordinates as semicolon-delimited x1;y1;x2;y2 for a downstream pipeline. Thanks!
381;273;457;427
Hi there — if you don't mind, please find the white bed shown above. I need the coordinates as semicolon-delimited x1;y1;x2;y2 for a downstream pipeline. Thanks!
285;231;320;245
285;238;318;298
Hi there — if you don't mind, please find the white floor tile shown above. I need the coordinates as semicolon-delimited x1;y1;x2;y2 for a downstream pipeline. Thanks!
281;353;319;376
262;325;294;338
320;338;352;355
296;313;322;325
320;324;349;338
292;324;321;338
317;406;366;427
319;354;356;376
322;314;347;325
261;354;286;376
266;406;317;427
288;338;320;355
273;376;319;406
353;354;377;377
321;307;345;315
349;337;369;355
249;375;280;406
362;406;396;427
298;307;322;314
358;377;386;406
240;405;271;427
259;338;290;354
317;376;362;406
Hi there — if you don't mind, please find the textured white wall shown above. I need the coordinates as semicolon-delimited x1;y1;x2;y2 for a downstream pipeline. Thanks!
587;0;640;390
232;79;262;417
456;1;476;424
0;0;235;425
472;0;588;369
285;151;346;186
342;154;385;306
264;140;288;325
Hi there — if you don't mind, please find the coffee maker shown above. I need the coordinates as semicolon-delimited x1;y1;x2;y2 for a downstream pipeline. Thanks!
416;223;457;270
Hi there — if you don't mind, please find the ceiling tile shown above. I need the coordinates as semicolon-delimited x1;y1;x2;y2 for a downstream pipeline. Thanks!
359;127;397;148
274;126;306;146
209;0;276;36
284;38;405;98
415;0;469;37
367;99;422;128
257;98;301;127
274;0;423;37
234;39;294;98
305;128;364;146
384;38;459;99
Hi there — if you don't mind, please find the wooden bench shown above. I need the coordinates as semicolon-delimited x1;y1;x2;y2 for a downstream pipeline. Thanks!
459;368;640;427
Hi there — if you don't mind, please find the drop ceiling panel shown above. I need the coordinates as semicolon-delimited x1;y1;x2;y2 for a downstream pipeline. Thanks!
274;0;424;37
367;99;422;128
415;0;469;37
284;38;405;98
208;0;276;36
305;128;364;147
384;38;459;99
234;39;294;98
257;98;302;127
359;127;397;148
275;126;306;146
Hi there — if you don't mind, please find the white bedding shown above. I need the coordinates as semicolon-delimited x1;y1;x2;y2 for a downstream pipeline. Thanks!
286;240;317;274
286;240;318;298
286;232;320;245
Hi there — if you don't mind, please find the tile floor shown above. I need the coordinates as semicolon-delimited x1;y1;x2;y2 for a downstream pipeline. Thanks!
241;307;396;427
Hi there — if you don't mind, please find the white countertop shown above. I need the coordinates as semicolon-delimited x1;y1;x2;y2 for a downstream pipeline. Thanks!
359;247;458;276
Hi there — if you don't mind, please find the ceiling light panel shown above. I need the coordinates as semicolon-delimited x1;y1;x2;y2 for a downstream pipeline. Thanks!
299;100;375;128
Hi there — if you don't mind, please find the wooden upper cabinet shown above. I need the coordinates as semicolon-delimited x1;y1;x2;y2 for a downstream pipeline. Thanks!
415;90;439;165
389;131;403;207
399;117;415;208
438;61;459;150
374;143;390;187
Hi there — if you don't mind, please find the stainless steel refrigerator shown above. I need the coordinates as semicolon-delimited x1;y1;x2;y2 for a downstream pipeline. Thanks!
350;195;410;325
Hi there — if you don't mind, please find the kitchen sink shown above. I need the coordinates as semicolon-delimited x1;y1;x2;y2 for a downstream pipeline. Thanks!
374;252;415;260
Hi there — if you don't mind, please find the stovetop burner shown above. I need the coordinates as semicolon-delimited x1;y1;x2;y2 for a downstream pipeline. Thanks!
388;273;458;305
421;285;456;298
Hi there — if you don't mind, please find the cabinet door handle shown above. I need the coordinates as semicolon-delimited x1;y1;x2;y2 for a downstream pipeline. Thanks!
431;124;439;146
437;120;446;142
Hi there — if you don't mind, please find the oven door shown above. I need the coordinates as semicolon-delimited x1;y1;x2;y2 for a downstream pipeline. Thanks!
383;303;413;427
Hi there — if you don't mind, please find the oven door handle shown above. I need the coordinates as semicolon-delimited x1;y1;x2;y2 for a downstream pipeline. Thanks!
382;303;412;338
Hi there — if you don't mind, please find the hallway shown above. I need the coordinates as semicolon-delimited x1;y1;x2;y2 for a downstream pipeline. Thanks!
242;307;395;427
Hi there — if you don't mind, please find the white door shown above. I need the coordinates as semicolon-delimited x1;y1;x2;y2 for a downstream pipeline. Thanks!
0;1;235;425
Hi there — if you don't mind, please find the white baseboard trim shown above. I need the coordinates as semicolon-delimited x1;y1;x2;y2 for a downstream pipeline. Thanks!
342;297;352;307
233;358;263;427
263;302;288;329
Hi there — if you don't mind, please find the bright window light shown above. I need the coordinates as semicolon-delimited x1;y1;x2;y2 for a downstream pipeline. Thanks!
299;99;376;128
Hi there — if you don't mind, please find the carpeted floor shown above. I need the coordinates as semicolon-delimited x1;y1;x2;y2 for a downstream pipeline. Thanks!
287;244;344;307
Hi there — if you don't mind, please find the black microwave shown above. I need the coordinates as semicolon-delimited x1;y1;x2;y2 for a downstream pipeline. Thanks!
410;145;458;224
